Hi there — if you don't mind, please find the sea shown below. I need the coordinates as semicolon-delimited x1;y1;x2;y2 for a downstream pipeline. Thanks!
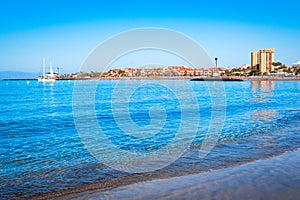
0;79;299;199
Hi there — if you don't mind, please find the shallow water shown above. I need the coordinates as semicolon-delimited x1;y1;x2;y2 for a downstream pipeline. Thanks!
0;80;299;199
58;149;300;200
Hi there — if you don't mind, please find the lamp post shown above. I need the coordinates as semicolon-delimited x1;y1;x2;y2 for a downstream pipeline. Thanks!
214;57;218;76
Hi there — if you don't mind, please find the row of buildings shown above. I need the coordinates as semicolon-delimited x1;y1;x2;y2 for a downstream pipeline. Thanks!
100;66;226;78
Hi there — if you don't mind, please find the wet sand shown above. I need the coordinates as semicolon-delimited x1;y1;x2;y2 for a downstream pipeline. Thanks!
54;149;300;200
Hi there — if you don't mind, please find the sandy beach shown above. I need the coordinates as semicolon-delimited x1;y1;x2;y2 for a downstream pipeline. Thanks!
53;149;300;200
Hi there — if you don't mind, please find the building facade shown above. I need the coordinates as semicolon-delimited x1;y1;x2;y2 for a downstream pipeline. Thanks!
251;48;275;73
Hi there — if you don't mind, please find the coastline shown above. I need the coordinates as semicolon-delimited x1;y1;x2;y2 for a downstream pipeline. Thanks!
2;76;300;81
52;149;300;200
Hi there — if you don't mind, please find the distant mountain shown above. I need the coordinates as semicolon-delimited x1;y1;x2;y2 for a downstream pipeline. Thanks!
0;71;40;80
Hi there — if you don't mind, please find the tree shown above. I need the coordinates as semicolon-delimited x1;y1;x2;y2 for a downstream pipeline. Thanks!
225;70;232;76
272;62;282;67
250;70;260;76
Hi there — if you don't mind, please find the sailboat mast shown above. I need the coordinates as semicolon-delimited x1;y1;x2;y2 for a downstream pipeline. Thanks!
42;58;45;76
50;61;54;78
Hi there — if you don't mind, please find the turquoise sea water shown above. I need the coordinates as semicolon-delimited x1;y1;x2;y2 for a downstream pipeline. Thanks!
0;80;299;199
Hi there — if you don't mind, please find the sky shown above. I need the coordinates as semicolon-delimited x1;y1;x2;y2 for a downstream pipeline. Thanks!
0;0;299;73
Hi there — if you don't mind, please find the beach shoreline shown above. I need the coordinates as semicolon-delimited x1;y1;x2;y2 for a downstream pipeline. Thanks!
50;149;300;200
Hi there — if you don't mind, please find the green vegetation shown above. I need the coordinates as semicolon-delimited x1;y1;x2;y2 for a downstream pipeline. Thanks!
250;70;260;76
225;70;232;76
272;62;282;67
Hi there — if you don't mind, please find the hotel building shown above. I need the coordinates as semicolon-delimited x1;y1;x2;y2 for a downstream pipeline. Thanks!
251;48;275;73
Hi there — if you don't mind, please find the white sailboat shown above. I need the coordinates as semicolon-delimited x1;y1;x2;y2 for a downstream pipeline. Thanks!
38;59;57;82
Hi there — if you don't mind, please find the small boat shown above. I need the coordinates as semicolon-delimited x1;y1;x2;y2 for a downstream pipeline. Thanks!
38;59;58;82
37;77;56;82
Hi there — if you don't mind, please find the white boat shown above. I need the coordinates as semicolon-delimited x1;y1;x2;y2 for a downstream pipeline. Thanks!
38;59;58;82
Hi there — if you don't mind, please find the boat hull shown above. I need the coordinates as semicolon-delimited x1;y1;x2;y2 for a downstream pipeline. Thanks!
38;78;56;82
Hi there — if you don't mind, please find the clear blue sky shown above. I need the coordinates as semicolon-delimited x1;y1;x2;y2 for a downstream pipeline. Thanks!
0;0;299;73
